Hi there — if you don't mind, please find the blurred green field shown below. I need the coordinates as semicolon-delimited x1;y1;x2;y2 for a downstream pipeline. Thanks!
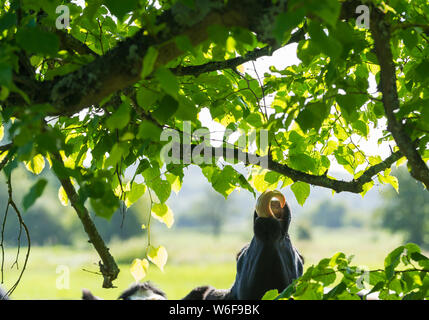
1;227;408;300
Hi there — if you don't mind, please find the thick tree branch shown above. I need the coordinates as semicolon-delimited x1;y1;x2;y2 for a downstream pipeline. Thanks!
171;27;306;77
50;151;120;288
55;29;99;57
171;143;403;194
370;8;429;190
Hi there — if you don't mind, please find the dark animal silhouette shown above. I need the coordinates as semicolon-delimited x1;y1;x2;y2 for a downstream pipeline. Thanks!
82;282;166;300
0;285;8;300
183;190;304;299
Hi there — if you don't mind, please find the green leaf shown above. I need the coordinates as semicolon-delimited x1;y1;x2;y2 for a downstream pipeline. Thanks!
273;9;305;43
137;120;162;141
336;94;367;123
175;35;196;55
352;120;369;137
291;182;310;206
245;113;263;128
166;173;182;194
24;154;45;175
152;95;179;123
0;12;16;32
310;0;341;27
329;252;348;268
151;203;174;228
90;189;119;220
295;282;323;300
323;282;347;299
0;63;12;87
314;268;336;286
103;0;138;20
147;245;168;272
262;289;279;300
106;102;131;131
136;87;159;111
16;27;59;56
152;180;171;204
296;101;329;132
175;96;198;121
125;182;146;208
289;153;316;173
385;246;405;280
105;143;129;168
155;68;180;98
130;258;149;282
368;281;386;296
410;252;429;269
210;166;238;198
308;22;342;59
23;179;47;210
58;186;69;206
0;124;4;141
141;46;159;79
400;29;418;50
252;172;275;193
238;174;256;197
415;60;429;82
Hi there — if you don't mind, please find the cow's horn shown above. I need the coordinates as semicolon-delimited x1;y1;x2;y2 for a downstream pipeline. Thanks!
255;190;286;219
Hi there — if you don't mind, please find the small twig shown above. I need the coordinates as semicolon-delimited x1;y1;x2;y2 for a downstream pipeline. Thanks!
82;268;103;276
4;176;31;298
146;189;154;252
0;202;9;283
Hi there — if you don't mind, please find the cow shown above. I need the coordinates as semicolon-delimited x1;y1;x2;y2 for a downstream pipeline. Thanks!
183;190;304;299
82;281;166;300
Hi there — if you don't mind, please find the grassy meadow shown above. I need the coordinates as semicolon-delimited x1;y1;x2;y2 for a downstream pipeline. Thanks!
1;227;407;300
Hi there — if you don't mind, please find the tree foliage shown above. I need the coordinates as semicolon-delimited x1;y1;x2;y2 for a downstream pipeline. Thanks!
0;0;428;293
264;243;429;300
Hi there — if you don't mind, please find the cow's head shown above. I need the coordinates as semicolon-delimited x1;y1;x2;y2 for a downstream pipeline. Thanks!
228;190;304;299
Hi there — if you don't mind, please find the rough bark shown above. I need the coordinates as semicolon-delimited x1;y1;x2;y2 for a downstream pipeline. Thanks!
370;8;429;190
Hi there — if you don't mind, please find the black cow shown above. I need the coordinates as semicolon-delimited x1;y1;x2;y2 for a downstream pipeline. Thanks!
82;282;167;300
183;190;304;300
0;285;8;300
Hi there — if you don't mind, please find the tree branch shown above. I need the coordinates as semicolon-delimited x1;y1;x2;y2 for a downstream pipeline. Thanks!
370;8;429;190
55;29;99;57
170;142;403;194
171;27;306;77
50;151;120;288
